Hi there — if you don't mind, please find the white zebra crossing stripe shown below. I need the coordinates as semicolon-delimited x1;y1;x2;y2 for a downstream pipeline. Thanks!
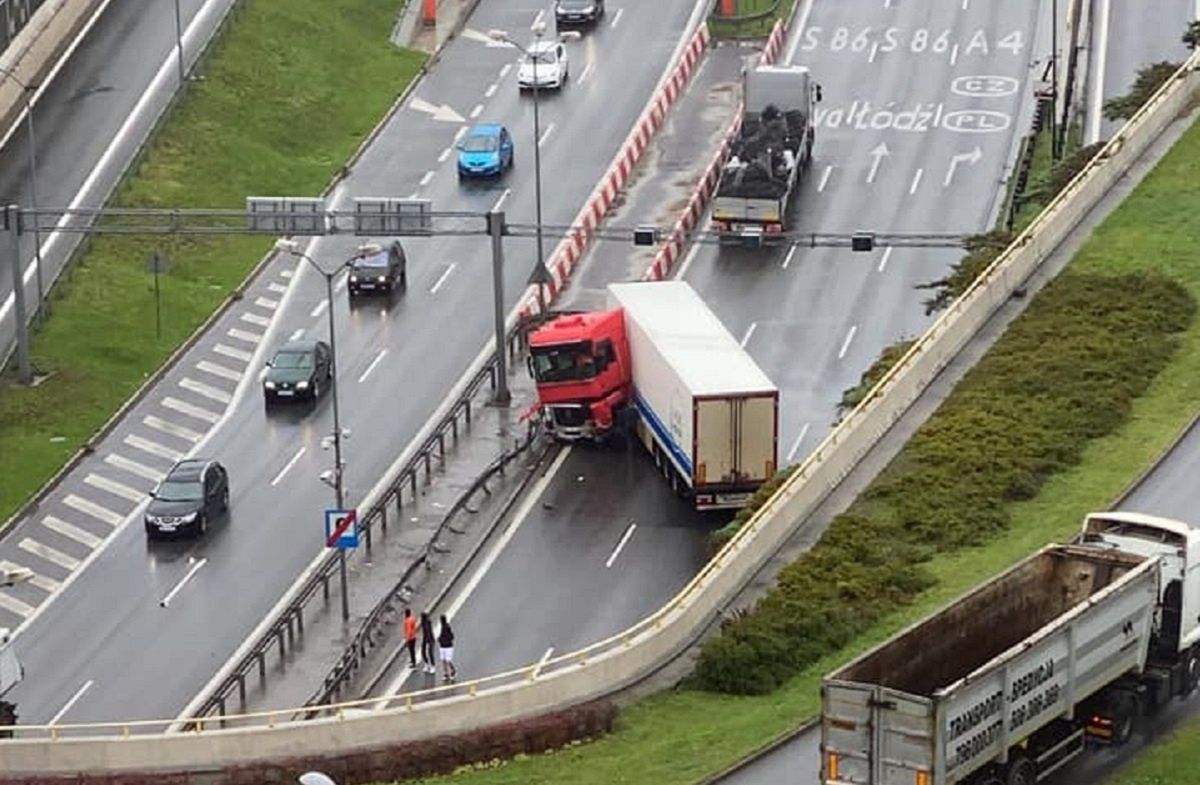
63;494;123;527
42;516;103;548
268;282;288;294
123;434;183;462
240;312;270;327
104;453;166;482
213;343;253;362
20;538;82;571
179;377;232;405
0;592;32;618
280;268;294;279
83;473;145;503
196;360;241;382
254;296;279;309
143;415;203;444
227;327;262;344
0;560;59;593
162;396;220;424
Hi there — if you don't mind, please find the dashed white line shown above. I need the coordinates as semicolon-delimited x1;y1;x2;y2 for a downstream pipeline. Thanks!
438;147;452;163
470;103;483;119
358;349;388;384
605;522;637;568
492;188;512;212
0;560;58;593
782;244;798;270
213;343;252;363
280;268;294;279
532;9;545;29
143;415;203;444
63;494;123;527
162;396;221;424
227;327;262;345
197;360;241;382
0;591;32;617
869;42;879;63
578;61;594;84
538;122;556;147
240;312;270;328
42;516;102;549
271;447;306;487
950;43;959;66
838;325;859;360
878;246;894;272
786;422;812;462
498;63;511;80
740;322;758;348
104;453;165;482
160;558;207;608
610;7;624;27
289;328;305;341
180;377;233;405
311;300;329;319
485;83;498;98
83;473;144;503
818;165;833;192
20;538;81;571
430;264;457;295
419;170;435;187
909;168;924;194
123;434;183;462
49;680;94;725
455;124;469;142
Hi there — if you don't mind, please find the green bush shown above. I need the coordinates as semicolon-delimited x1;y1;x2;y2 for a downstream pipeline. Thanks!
839;340;915;413
918;230;1013;314
1105;61;1181;121
692;271;1195;694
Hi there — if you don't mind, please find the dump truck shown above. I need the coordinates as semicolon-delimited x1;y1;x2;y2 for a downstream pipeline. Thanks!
821;512;1200;785
527;281;779;510
712;64;818;245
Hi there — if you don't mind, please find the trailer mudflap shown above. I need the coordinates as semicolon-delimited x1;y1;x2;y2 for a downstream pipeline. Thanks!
822;681;934;785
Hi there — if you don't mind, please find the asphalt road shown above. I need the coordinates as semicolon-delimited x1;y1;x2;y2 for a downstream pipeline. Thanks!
0;0;234;358
383;0;1042;704
3;0;705;725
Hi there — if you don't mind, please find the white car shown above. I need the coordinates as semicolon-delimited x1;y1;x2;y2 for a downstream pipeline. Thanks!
518;41;568;90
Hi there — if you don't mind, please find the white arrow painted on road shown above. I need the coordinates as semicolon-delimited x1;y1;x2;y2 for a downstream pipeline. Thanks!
866;143;890;184
459;27;512;47
410;97;466;123
943;146;983;187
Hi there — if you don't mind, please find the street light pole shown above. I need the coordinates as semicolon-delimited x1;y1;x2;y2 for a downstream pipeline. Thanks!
530;27;547;314
1050;0;1060;161
0;67;45;319
173;0;187;87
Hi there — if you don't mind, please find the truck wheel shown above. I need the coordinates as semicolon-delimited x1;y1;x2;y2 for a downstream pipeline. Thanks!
1183;647;1200;697
1005;756;1035;785
1112;691;1139;745
972;767;1003;785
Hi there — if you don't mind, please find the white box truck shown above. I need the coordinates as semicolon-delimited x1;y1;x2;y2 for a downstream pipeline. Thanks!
821;512;1200;785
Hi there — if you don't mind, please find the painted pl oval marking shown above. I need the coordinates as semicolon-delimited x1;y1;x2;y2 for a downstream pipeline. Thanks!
942;110;1011;133
951;75;1019;98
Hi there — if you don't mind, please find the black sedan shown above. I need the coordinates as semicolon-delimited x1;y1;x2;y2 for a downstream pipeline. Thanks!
263;338;332;404
145;459;229;538
555;0;605;26
348;241;407;297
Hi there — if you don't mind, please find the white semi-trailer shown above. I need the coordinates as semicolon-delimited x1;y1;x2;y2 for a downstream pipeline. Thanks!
821;512;1200;785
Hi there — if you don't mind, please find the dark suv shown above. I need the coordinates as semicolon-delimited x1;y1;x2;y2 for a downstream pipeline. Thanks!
263;338;332;404
348;242;407;297
145;459;229;538
555;0;604;26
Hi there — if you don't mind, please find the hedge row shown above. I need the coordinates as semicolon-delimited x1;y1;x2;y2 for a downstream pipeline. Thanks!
708;466;798;553
839;340;916;413
692;271;1195;694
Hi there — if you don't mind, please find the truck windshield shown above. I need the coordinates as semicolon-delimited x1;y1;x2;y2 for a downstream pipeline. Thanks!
530;344;595;383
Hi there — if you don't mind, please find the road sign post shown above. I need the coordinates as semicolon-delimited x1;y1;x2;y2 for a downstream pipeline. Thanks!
324;509;357;624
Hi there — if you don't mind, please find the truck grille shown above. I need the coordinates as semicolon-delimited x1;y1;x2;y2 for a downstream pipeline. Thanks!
550;406;588;427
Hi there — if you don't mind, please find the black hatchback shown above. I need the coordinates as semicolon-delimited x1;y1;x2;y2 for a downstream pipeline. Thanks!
555;0;604;26
145;459;229;538
263;338;332;404
348;241;407;297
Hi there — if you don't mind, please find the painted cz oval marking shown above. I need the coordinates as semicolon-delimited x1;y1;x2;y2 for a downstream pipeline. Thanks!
951;75;1019;98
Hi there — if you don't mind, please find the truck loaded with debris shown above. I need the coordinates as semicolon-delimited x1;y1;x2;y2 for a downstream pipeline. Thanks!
712;64;818;244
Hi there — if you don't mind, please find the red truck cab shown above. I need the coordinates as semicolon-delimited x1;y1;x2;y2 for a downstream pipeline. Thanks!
527;309;631;441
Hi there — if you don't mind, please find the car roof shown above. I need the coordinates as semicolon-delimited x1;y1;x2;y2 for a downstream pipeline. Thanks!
166;459;211;482
276;338;320;353
468;123;504;137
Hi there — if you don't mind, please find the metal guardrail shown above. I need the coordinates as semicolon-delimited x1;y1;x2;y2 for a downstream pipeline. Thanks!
0;0;45;54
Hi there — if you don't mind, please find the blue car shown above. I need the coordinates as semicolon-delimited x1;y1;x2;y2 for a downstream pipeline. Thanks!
457;124;514;179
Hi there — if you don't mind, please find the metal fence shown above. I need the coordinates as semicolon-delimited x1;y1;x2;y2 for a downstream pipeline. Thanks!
0;0;43;54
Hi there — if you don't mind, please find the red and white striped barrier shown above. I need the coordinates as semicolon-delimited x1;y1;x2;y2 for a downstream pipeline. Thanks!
642;20;788;281
517;22;712;321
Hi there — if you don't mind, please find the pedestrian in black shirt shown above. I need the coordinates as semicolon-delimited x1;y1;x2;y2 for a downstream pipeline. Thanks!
438;614;457;682
420;611;436;674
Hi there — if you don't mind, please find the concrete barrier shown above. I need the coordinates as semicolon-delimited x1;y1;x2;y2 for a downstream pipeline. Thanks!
2;32;1197;785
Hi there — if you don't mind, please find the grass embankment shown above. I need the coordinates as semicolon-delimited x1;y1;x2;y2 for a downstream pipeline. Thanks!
0;1;424;523
1104;717;1200;784
708;0;797;39
393;87;1200;785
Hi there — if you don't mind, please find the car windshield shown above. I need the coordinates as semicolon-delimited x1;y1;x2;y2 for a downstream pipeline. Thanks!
531;343;596;383
523;50;557;66
559;0;593;7
156;479;203;502
353;251;390;268
273;350;313;370
462;134;498;152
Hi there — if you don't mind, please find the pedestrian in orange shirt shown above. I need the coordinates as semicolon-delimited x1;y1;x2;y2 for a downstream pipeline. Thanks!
403;607;418;668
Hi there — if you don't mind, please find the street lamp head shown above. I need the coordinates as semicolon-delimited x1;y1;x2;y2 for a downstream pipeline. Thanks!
298;774;338;785
274;238;301;254
532;20;547;37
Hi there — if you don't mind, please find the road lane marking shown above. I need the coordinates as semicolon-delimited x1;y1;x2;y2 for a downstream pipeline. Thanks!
0;560;58;593
104;453;165;482
227;327;262;344
782;244;798;269
310;299;329;319
289;328;305;341
605;522;637;568
213;343;253;362
485;83;498;98
84;473;144;503
430;264;457;295
358;349;388;384
532;9;544;29
280;268;294;279
818;165;833;192
1087;0;1112;143
869;41;879;63
63;494;124;527
42;516;102;549
785;0;819;63
610;8;624;27
240;312;270;327
49;680;94;725
531;646;555;678
438;147;452;163
143;415;203;444
878;246;894;272
0;591;32;618
909;167;924;194
492;188;512;212
578;61;594;84
160;558;207;608
20;538;81;571
180;376;233;405
268;282;288;294
538;122;556;147
787;422;812;462
950;43;959;66
420;170;435;187
499;64;511;79
254;296;278;310
470;103;483;119
740;322;758;348
163;396;221;424
123;434;183;462
197;359;241;382
838;325;858;359
271;447;306;487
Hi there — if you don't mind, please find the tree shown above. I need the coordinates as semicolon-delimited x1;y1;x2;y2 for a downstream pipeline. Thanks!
1104;61;1181;121
1184;20;1200;50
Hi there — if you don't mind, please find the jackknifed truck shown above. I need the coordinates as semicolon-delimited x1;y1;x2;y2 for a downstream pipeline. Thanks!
712;64;818;245
821;512;1200;785
527;281;779;511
